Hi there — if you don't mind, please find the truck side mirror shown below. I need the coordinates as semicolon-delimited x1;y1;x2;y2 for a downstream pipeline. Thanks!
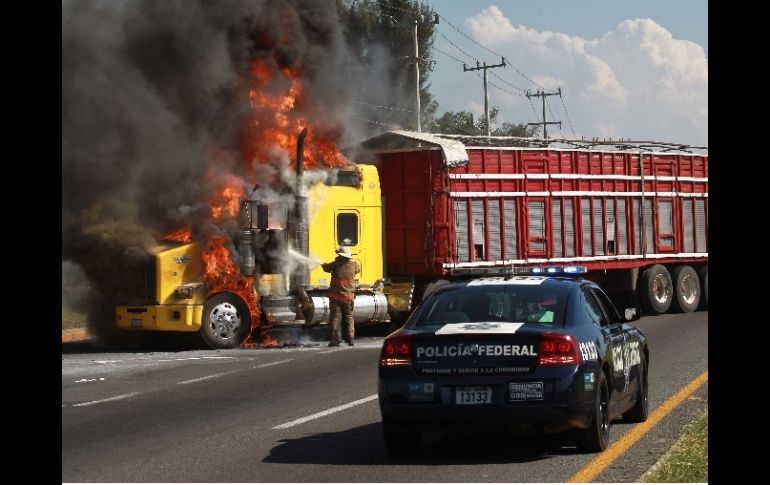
624;308;640;322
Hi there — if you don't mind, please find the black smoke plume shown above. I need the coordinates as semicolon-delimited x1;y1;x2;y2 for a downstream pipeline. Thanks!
62;0;361;340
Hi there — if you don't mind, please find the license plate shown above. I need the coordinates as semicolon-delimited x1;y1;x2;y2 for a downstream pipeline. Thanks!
131;318;142;328
509;382;544;401
455;386;492;405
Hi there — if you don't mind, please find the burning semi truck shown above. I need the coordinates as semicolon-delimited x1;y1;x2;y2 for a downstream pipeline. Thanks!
115;130;708;349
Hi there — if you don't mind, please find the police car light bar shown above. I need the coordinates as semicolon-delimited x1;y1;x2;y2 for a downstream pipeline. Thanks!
514;266;587;276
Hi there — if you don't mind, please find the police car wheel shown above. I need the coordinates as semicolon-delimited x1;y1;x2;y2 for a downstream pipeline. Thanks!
576;371;610;453
200;293;252;349
382;419;421;455
623;352;649;423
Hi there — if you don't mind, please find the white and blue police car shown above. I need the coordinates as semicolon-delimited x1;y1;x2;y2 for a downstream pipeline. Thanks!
378;266;649;454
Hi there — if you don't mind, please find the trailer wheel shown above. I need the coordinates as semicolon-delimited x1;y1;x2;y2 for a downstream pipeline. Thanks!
697;266;708;310
638;265;673;314
200;293;252;349
670;265;701;313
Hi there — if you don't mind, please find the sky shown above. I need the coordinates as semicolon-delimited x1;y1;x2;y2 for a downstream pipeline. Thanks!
422;0;708;147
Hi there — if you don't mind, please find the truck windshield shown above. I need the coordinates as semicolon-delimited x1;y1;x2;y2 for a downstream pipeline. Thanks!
412;284;569;329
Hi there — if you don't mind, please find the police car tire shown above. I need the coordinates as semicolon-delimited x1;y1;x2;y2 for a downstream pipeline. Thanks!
638;265;673;315
382;419;421;455
697;266;708;310
200;293;252;349
670;265;700;313
576;372;610;453
623;353;649;423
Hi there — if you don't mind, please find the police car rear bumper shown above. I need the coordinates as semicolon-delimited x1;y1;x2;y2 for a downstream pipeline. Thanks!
379;403;593;434
378;372;595;434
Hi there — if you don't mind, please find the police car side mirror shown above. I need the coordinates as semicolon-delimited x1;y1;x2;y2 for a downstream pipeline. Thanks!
624;308;640;322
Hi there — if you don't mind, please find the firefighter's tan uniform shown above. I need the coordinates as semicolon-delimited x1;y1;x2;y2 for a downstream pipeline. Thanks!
321;247;361;346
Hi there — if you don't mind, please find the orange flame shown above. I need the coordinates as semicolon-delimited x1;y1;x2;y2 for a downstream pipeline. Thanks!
162;228;192;243
245;59;348;169
210;174;245;221
201;235;268;346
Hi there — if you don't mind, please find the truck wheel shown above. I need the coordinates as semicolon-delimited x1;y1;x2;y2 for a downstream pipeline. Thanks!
623;352;649;423
638;265;673;314
697;266;708;310
382;419;421;455
200;293;252;349
670;265;700;313
576;371;610;452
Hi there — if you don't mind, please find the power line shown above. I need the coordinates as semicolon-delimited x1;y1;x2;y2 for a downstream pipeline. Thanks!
351;116;403;129
489;71;527;93
463;58;507;136
558;91;578;137
436;13;544;90
434;46;466;65
352;99;413;113
437;29;479;63
527;97;540;123
545;97;564;138
526;89;562;139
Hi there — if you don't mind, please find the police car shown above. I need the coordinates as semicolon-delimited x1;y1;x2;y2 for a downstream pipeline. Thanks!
377;267;649;454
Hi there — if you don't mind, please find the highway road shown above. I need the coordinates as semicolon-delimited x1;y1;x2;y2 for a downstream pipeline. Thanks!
62;311;707;482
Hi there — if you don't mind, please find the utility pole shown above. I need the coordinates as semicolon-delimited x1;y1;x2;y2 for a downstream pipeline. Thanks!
387;13;438;133
526;88;562;139
413;19;421;133
463;58;506;136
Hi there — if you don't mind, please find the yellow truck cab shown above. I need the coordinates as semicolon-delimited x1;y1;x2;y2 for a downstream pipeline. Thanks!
308;164;383;289
115;164;390;348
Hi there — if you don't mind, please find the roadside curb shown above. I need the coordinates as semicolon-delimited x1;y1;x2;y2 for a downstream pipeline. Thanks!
62;329;92;343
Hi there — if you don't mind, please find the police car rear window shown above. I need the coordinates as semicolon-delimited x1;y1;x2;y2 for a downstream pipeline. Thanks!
412;285;569;329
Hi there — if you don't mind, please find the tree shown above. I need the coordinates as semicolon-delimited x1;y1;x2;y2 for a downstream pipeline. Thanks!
336;0;438;132
430;106;536;141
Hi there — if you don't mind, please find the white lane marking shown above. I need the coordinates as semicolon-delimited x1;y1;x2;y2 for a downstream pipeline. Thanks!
254;359;293;369
319;348;341;354
73;392;142;407
154;356;233;362
74;378;106;383
177;370;238;385
93;360;122;364
273;394;379;429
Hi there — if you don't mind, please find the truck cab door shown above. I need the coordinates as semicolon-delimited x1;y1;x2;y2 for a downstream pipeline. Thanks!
336;209;362;274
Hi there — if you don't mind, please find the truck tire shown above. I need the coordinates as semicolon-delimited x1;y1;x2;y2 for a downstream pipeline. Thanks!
200;293;252;349
670;265;701;313
638;265;673;315
576;371;610;452
697;266;708;310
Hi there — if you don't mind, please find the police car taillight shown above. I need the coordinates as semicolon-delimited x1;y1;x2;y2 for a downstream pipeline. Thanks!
539;334;581;366
379;335;412;367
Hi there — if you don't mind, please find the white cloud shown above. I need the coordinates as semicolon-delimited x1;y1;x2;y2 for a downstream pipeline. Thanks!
461;7;707;146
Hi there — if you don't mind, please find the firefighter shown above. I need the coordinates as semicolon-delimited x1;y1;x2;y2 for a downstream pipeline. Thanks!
321;246;361;346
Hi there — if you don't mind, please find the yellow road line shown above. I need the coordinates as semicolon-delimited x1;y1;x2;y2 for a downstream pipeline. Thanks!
568;369;708;483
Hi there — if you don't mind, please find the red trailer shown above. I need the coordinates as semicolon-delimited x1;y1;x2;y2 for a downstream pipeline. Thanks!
363;131;708;316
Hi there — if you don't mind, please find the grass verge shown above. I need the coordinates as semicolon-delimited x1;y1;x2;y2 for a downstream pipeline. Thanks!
62;309;88;331
643;407;708;482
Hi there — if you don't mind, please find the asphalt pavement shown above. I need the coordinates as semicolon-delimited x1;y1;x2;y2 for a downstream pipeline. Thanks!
62;311;708;482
